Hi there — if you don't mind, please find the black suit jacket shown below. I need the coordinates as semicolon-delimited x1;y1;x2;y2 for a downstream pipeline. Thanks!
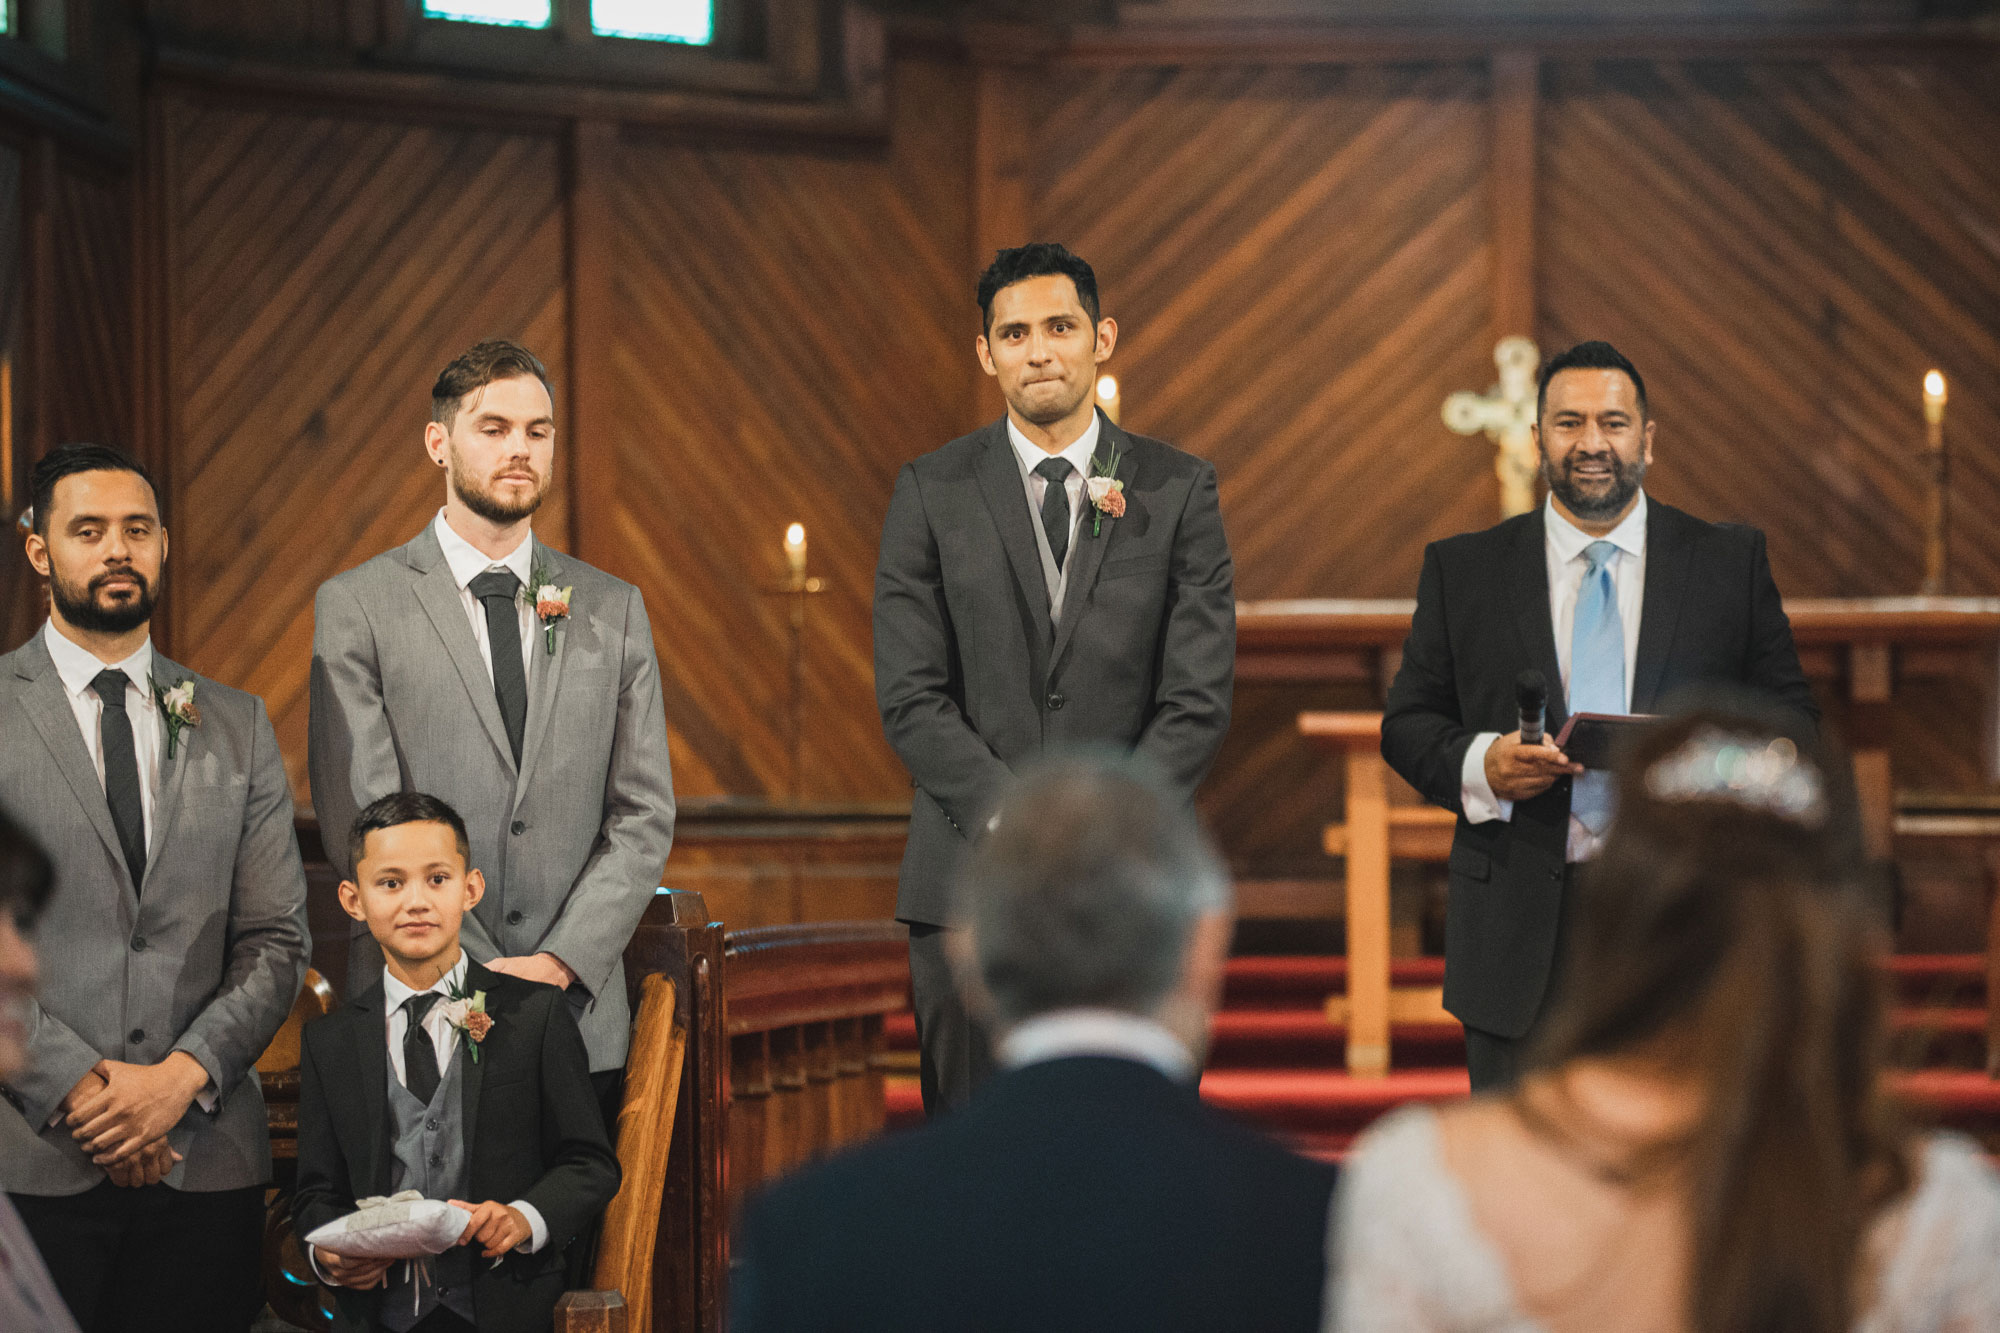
292;962;621;1333
729;1056;1337;1332
874;413;1236;925
1381;499;1817;1038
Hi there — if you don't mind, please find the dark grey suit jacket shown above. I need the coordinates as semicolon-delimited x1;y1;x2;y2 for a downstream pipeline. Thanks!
0;630;310;1195
874;414;1235;927
1381;499;1818;1038
308;527;675;1070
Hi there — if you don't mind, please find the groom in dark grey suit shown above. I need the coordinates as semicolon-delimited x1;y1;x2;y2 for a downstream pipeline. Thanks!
2;444;310;1332
874;244;1236;1114
309;340;675;1120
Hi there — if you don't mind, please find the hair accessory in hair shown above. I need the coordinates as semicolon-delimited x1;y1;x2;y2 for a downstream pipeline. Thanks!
1644;727;1826;825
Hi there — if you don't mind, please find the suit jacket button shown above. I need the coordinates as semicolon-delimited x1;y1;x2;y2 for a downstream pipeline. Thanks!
511;820;527;835
128;1028;145;1044
1046;693;1065;710
130;935;146;952
507;909;525;925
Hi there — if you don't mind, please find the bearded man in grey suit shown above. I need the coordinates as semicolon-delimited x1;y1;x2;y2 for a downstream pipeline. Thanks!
1;443;310;1333
309;340;675;1121
874;243;1236;1115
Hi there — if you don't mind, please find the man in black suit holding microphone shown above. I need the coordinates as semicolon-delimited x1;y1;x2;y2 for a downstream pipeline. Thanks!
1382;341;1817;1091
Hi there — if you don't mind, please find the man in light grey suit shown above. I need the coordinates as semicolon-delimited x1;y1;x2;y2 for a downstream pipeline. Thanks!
309;340;675;1118
874;244;1236;1115
1;443;310;1333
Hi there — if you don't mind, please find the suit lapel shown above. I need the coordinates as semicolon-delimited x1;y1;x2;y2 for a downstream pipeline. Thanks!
142;654;197;887
1631;501;1691;715
1509;515;1568;731
1050;414;1136;668
15;639;131;891
346;989;391;1194
460;962;498;1155
407;533;517;773
973;422;1054;639
513;543;569;811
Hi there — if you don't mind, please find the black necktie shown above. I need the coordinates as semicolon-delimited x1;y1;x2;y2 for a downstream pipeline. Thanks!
1034;457;1075;571
402;992;442;1104
468;569;527;765
92;669;147;892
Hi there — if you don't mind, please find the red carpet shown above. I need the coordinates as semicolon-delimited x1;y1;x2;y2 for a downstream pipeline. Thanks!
883;954;2000;1153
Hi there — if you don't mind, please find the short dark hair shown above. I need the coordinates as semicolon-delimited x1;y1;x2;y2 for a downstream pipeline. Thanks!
432;339;554;427
348;791;471;871
0;807;54;927
1537;340;1648;422
28;443;159;538
976;243;1101;333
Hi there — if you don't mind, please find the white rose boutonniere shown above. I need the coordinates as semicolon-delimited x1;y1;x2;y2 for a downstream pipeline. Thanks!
149;676;201;760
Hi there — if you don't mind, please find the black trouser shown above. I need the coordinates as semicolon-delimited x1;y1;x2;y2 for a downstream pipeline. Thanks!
907;922;994;1117
397;1309;478;1333
11;1180;264;1333
1463;862;1580;1095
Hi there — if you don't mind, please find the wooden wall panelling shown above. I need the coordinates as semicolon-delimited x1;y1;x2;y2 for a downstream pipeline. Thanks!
160;94;569;798
1537;56;2000;600
0;141;30;654
597;55;973;804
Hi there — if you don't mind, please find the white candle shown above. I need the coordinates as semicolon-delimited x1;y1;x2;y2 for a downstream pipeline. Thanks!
1096;374;1121;425
784;523;807;582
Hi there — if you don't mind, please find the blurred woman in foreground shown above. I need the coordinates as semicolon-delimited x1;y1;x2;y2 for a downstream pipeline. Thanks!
1329;706;2000;1332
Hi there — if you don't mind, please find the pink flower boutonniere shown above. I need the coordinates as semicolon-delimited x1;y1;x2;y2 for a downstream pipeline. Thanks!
1085;444;1126;537
523;558;572;655
437;981;492;1063
149;676;201;760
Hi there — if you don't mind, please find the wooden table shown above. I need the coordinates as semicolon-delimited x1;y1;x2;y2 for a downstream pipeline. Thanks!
1248;597;2000;856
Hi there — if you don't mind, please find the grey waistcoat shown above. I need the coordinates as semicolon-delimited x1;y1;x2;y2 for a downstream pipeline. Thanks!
380;1043;475;1332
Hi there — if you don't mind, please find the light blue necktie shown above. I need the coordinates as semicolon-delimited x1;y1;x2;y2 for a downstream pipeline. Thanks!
1568;540;1624;834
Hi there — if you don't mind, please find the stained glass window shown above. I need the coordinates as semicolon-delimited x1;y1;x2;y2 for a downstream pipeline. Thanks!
592;0;712;45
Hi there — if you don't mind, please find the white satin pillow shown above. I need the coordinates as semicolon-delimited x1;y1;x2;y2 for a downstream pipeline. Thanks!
304;1191;472;1259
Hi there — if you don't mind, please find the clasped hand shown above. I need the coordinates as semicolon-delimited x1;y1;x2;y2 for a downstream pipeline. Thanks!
63;1053;207;1178
482;952;577;990
1484;729;1586;802
313;1201;531;1290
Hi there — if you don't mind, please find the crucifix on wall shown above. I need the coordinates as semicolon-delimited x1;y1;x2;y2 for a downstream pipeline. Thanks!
1444;336;1542;518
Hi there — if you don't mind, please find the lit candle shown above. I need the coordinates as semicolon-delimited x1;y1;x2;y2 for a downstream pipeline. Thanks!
1096;374;1121;426
784;523;807;583
1924;369;1947;428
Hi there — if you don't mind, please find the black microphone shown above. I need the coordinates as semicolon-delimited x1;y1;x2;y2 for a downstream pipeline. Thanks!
1516;669;1548;747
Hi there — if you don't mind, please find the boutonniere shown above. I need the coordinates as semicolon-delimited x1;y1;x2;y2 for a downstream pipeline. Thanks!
1085;444;1126;537
521;558;572;656
437;975;492;1062
149;676;201;760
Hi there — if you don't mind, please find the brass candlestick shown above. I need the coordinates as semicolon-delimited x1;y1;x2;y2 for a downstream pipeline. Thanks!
1922;370;1948;596
764;523;826;802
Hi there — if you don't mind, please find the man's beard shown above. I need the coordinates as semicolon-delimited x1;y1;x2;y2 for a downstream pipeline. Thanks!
1543;448;1645;522
50;564;155;634
449;447;547;525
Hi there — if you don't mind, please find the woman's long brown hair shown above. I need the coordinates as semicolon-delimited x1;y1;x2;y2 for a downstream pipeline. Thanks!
1525;705;1911;1333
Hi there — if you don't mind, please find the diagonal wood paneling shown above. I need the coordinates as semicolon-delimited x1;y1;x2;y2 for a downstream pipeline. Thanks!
164;98;568;798
599;57;973;802
1539;58;2000;601
1025;63;1500;873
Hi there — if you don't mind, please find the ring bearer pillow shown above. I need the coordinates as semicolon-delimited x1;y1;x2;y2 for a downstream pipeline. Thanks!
304;1191;472;1259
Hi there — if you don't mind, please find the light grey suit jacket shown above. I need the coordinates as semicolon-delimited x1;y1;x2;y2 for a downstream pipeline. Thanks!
308;526;675;1070
0;631;311;1196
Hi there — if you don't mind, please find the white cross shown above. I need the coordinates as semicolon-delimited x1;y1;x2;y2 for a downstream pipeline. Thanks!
1443;336;1542;518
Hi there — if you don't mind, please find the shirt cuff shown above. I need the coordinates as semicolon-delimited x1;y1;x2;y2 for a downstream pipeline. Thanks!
1460;732;1514;824
509;1200;549;1254
308;1243;336;1286
194;1089;218;1114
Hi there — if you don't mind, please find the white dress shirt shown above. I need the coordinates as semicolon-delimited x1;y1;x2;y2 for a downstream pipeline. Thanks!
997;1008;1197;1083
378;954;548;1256
432;512;537;685
43;621;162;850
1460;492;1648;862
1007;412;1101;550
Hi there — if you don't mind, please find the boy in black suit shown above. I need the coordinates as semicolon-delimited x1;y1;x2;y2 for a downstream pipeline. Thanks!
294;792;619;1333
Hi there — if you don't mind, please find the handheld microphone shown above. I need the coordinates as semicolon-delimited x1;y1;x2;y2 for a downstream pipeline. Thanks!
1516;669;1548;747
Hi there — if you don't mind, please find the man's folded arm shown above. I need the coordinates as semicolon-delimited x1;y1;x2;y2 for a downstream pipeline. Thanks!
873;463;1014;834
9;1001;104;1131
1381;543;1476;814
